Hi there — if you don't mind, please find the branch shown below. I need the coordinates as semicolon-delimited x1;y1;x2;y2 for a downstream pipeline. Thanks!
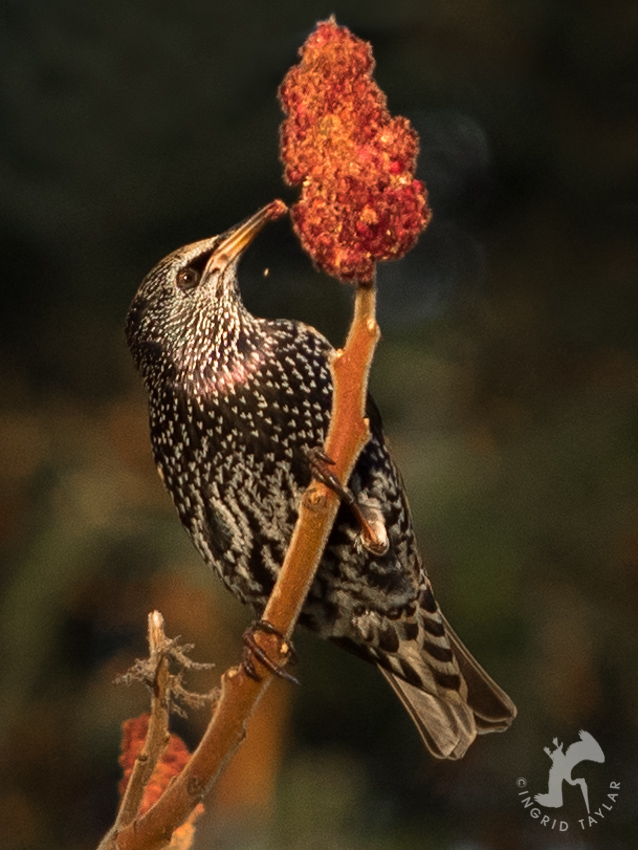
108;283;379;850
116;612;171;829
264;283;379;637
98;612;171;850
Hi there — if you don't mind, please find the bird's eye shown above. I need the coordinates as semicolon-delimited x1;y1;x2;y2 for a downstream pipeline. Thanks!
176;267;201;292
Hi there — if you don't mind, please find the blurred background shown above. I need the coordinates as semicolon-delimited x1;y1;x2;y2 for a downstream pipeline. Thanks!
1;1;637;848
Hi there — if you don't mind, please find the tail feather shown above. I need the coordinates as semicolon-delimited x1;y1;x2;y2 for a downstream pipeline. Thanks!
378;620;516;759
442;616;517;733
378;666;477;759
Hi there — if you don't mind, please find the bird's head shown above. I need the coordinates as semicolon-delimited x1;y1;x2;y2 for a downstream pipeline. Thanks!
126;201;286;384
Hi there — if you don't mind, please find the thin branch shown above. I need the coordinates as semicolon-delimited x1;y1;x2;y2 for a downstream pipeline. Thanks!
117;612;171;827
263;283;379;638
98;612;172;850
110;282;379;850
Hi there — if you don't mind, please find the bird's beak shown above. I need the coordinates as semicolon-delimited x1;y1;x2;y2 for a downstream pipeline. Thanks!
204;200;288;276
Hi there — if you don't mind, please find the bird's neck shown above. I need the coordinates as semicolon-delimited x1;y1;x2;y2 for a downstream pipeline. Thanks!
161;304;274;402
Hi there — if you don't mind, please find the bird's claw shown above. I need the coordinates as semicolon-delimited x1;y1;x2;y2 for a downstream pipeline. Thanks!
307;448;389;556
307;448;354;504
242;619;299;684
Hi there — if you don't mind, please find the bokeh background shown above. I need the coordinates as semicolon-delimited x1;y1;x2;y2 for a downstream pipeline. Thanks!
1;1;637;848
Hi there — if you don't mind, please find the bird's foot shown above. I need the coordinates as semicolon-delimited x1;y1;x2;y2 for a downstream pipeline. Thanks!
307;448;351;500
307;448;389;556
242;619;299;684
352;502;389;556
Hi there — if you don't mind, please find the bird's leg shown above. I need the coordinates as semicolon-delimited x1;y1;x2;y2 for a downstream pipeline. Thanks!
242;619;299;684
307;448;389;556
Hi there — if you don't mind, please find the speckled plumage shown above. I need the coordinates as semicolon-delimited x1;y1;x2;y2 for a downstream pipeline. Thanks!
126;206;516;759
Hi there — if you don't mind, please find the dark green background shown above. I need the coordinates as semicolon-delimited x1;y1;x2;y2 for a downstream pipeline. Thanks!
1;1;636;848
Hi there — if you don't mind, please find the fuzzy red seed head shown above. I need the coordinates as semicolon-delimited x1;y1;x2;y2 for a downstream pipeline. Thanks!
119;714;194;812
119;713;204;839
279;18;431;284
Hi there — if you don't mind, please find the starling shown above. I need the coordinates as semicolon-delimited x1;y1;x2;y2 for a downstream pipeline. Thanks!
126;202;516;759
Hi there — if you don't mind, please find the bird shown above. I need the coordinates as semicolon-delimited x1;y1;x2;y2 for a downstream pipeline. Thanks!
126;201;516;759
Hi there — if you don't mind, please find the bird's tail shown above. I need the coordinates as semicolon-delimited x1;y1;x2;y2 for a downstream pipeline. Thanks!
378;616;516;760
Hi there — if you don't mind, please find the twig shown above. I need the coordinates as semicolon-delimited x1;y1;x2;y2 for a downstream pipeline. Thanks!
118;612;171;826
98;612;172;850
110;282;379;850
263;283;379;637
